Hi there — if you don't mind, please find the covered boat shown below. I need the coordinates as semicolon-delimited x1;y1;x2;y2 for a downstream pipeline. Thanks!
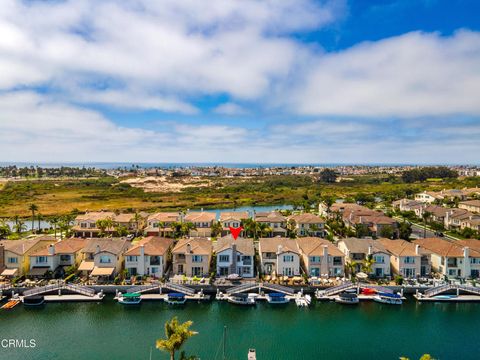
265;292;290;304
117;292;142;305
373;292;402;305
335;292;359;305
164;293;187;305
23;295;45;306
227;293;256;306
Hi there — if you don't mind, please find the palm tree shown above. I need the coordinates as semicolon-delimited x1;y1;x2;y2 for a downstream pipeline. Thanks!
286;219;297;238
131;211;143;237
0;219;11;239
96;219;108;237
361;254;376;275
258;223;272;238
14;218;26;235
422;211;432;238
28;204;38;233
59;216;73;240
210;221;223;238
180;222;196;238
37;213;43;233
156;317;198;360
241;218;257;239
345;261;357;280
50;216;60;239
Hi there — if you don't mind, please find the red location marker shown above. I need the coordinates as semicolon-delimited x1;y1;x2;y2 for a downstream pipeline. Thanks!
229;226;243;240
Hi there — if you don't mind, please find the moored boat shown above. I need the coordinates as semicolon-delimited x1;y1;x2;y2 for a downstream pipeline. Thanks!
335;292;359;305
117;292;142;305
23;295;45;306
164;293;187;305
227;293;256;306
373;292;402;305
265;292;290;304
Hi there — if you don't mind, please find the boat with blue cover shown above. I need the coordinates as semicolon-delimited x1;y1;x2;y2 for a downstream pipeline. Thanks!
164;293;187;305
265;292;290;304
373;292;402;305
117;292;142;305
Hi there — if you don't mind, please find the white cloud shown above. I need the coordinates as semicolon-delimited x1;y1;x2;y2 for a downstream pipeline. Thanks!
289;30;480;117
213;102;248;115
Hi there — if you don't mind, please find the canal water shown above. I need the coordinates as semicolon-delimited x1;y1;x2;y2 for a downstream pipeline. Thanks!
0;296;478;360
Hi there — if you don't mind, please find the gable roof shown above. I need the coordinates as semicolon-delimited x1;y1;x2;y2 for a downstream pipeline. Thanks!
413;238;480;258
255;211;286;223
296;237;343;257
338;238;389;255
259;237;299;254
378;238;428;257
147;212;181;222
288;213;325;224
215;235;254;255
172;237;212;255
82;238;130;256
184;212;216;223
31;238;87;256
125;236;173;256
0;236;56;255
219;211;249;222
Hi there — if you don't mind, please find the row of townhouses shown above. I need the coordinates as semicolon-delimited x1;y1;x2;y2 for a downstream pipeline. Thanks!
74;210;327;239
3;234;478;281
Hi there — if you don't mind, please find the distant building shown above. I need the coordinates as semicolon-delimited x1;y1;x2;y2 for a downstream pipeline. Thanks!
287;213;326;237
184;212;216;237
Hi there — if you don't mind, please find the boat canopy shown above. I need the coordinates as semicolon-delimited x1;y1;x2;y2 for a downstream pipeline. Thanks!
168;293;185;298
123;292;141;298
268;293;286;298
233;293;248;299
378;292;401;298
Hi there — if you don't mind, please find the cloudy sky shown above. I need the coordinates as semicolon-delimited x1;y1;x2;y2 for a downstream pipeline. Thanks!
0;0;479;164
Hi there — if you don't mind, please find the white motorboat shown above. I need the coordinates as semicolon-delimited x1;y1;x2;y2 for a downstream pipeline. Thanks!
295;294;312;307
334;292;359;305
265;292;290;304
227;293;256;305
373;292;402;305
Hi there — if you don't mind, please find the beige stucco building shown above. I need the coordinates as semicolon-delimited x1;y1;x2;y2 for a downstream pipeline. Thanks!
172;237;212;277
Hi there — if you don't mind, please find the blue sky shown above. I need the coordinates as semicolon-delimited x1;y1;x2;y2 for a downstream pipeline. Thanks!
0;0;479;164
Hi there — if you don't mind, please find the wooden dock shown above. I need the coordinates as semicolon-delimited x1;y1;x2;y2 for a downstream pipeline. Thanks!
139;293;210;301
414;294;480;302
20;294;105;303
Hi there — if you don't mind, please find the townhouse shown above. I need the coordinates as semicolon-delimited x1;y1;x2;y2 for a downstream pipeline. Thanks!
258;237;301;276
145;212;182;237
124;236;173;278
255;212;287;237
296;237;344;277
414;191;441;203
393;199;425;217
214;235;255;278
28;238;86;277
219;211;249;236
378;238;431;278
73;211;143;237
459;200;480;214
339;204;399;238
444;208;478;230
287;213;326;237
172;237;212;277
184;212;216;237
413;238;480;279
337;238;391;277
79;238;131;278
0;236;56;277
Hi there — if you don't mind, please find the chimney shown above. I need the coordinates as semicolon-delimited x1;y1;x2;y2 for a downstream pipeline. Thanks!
277;245;283;254
463;247;469;258
368;245;373;255
186;243;191;253
231;243;237;275
415;244;420;255
140;244;145;257
48;244;55;256
322;245;328;258
96;244;101;254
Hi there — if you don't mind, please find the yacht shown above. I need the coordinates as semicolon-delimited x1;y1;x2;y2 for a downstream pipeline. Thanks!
164;293;187;305
23;295;45;306
373;292;402;305
335;292;359;305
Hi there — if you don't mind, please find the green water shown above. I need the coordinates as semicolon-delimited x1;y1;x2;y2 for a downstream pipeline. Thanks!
0;297;478;360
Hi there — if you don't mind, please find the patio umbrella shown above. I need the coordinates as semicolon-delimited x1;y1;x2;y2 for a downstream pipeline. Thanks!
227;273;240;280
356;272;368;280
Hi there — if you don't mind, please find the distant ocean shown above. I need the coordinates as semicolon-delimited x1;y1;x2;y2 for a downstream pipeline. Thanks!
0;162;428;169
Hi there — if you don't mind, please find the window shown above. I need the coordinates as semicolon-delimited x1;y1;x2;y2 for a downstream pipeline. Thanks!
471;258;480;264
241;267;251;275
373;255;384;264
60;255;71;262
8;257;18;264
404;257;415;264
192;267;203;276
283;267;293;276
178;264;184;274
218;255;230;263
283;255;294;262
310;268;320;277
80;223;87;228
192;255;203;263
334;267;343;275
150;256;160;266
36;256;47;264
404;268;416;277
309;256;321;263
126;256;138;262
99;255;111;264
151;267;159;274
333;257;342;266
242;256;252;265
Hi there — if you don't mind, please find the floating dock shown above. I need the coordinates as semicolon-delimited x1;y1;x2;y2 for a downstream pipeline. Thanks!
137;293;210;301
20;293;105;303
414;294;480;302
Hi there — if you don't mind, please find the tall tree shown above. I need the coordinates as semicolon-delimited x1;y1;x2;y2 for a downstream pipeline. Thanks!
422;211;432;239
28;203;38;233
319;168;338;183
156;317;198;360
